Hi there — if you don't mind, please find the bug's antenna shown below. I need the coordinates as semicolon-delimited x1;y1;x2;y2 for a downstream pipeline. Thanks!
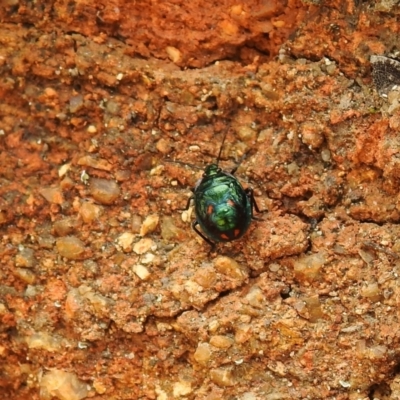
216;128;230;166
163;159;203;170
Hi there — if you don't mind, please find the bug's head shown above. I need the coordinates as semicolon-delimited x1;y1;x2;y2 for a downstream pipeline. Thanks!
203;164;221;177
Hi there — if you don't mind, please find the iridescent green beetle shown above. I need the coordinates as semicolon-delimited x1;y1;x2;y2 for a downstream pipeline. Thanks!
186;130;261;248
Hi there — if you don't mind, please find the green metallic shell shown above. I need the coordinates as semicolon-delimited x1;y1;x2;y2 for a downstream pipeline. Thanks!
194;164;252;243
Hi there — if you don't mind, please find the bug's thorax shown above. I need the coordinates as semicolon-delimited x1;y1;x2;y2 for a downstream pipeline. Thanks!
194;163;224;190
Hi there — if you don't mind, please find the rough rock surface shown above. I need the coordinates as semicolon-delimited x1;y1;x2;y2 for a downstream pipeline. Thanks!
1;0;400;399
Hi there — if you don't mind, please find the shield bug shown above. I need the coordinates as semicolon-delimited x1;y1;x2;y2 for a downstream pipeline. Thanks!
185;129;261;248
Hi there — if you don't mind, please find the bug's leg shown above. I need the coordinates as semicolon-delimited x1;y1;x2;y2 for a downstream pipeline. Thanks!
230;165;239;175
231;148;261;175
192;220;216;250
230;153;247;176
185;194;194;210
245;187;264;220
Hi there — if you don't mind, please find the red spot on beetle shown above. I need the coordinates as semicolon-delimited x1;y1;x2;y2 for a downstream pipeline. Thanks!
227;199;235;207
207;205;214;215
234;229;240;237
220;233;229;240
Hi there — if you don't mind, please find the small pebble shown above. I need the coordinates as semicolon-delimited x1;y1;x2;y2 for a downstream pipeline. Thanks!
87;125;97;133
300;122;324;149
241;393;257;400
156;138;172;155
141;253;155;264
26;332;62;351
44;87;57;97
293;252;326;282
58;163;71;177
106;100;120;114
173;381;192;397
78;156;112;171
321;148;331;162
56;236;86;260
326;63;336;75
193;267;217;289
90;178;120;205
15;247;35;268
160;216;185;241
360;283;381;302
208;320;220;333
219;19;239;35
131;215;142;233
60;176;74;191
39;187;64;204
40;369;88;400
193;343;211;365
64;289;84;319
85;291;112;313
93;379;107;395
209;368;235;387
269;263;281;272
116;232;135;252
165;46;182;64
80;170;90;184
181;207;193;223
150;165;165;176
133;264;150;280
245;286;265;309
14;268;36;284
213;256;248;280
235;324;252;344
140;214;159;236
114;170;130;181
69;95;83;113
79;202;102;223
53;217;81;237
236;125;257;142
38;235;55;249
155;387;168;400
133;238;155;254
209;335;234;349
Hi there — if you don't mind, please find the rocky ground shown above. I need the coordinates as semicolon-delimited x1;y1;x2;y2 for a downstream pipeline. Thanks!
1;0;400;399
